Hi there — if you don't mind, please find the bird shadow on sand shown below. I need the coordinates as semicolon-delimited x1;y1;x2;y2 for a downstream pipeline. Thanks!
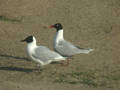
0;54;29;61
0;66;36;73
0;54;37;72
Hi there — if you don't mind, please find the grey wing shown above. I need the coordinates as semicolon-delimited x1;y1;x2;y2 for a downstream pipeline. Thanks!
33;46;63;62
55;40;80;56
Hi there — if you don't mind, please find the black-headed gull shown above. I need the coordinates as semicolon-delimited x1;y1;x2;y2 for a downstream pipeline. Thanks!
49;23;94;62
21;36;66;66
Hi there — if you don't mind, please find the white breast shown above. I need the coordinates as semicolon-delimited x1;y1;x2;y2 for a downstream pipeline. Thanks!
54;29;64;47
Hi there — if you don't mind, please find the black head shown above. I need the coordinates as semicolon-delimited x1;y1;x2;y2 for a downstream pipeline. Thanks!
50;23;63;31
21;36;33;43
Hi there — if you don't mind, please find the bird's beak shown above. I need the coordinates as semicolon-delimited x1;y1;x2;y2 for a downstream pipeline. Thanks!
49;25;54;28
21;39;26;42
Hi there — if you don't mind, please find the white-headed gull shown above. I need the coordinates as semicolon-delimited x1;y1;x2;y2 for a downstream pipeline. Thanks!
49;23;94;59
21;36;66;66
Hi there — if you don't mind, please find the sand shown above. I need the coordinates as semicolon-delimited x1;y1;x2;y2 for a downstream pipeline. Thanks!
0;0;120;90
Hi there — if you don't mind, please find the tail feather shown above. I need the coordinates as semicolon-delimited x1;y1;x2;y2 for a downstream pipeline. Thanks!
54;57;67;61
79;48;94;54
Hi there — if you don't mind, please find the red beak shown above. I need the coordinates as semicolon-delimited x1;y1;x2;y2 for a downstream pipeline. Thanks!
49;25;54;28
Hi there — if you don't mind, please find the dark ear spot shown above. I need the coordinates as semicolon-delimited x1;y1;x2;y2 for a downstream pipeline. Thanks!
54;23;63;31
24;36;33;43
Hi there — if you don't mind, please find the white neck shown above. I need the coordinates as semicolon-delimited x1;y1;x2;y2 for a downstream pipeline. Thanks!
27;37;37;52
55;29;64;43
27;41;36;48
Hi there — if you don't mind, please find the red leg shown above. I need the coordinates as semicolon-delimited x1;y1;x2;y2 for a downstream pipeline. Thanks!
61;58;70;66
66;58;69;66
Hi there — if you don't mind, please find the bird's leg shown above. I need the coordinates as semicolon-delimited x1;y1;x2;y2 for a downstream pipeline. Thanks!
61;58;70;66
34;64;43;72
66;58;70;65
37;64;42;67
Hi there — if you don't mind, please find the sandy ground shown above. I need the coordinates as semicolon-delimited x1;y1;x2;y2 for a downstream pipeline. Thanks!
0;0;120;90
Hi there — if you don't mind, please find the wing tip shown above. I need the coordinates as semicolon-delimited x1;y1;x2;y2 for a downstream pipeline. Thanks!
89;49;94;51
83;48;94;54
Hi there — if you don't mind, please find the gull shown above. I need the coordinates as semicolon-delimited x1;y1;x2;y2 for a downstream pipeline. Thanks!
21;36;66;66
49;23;94;64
